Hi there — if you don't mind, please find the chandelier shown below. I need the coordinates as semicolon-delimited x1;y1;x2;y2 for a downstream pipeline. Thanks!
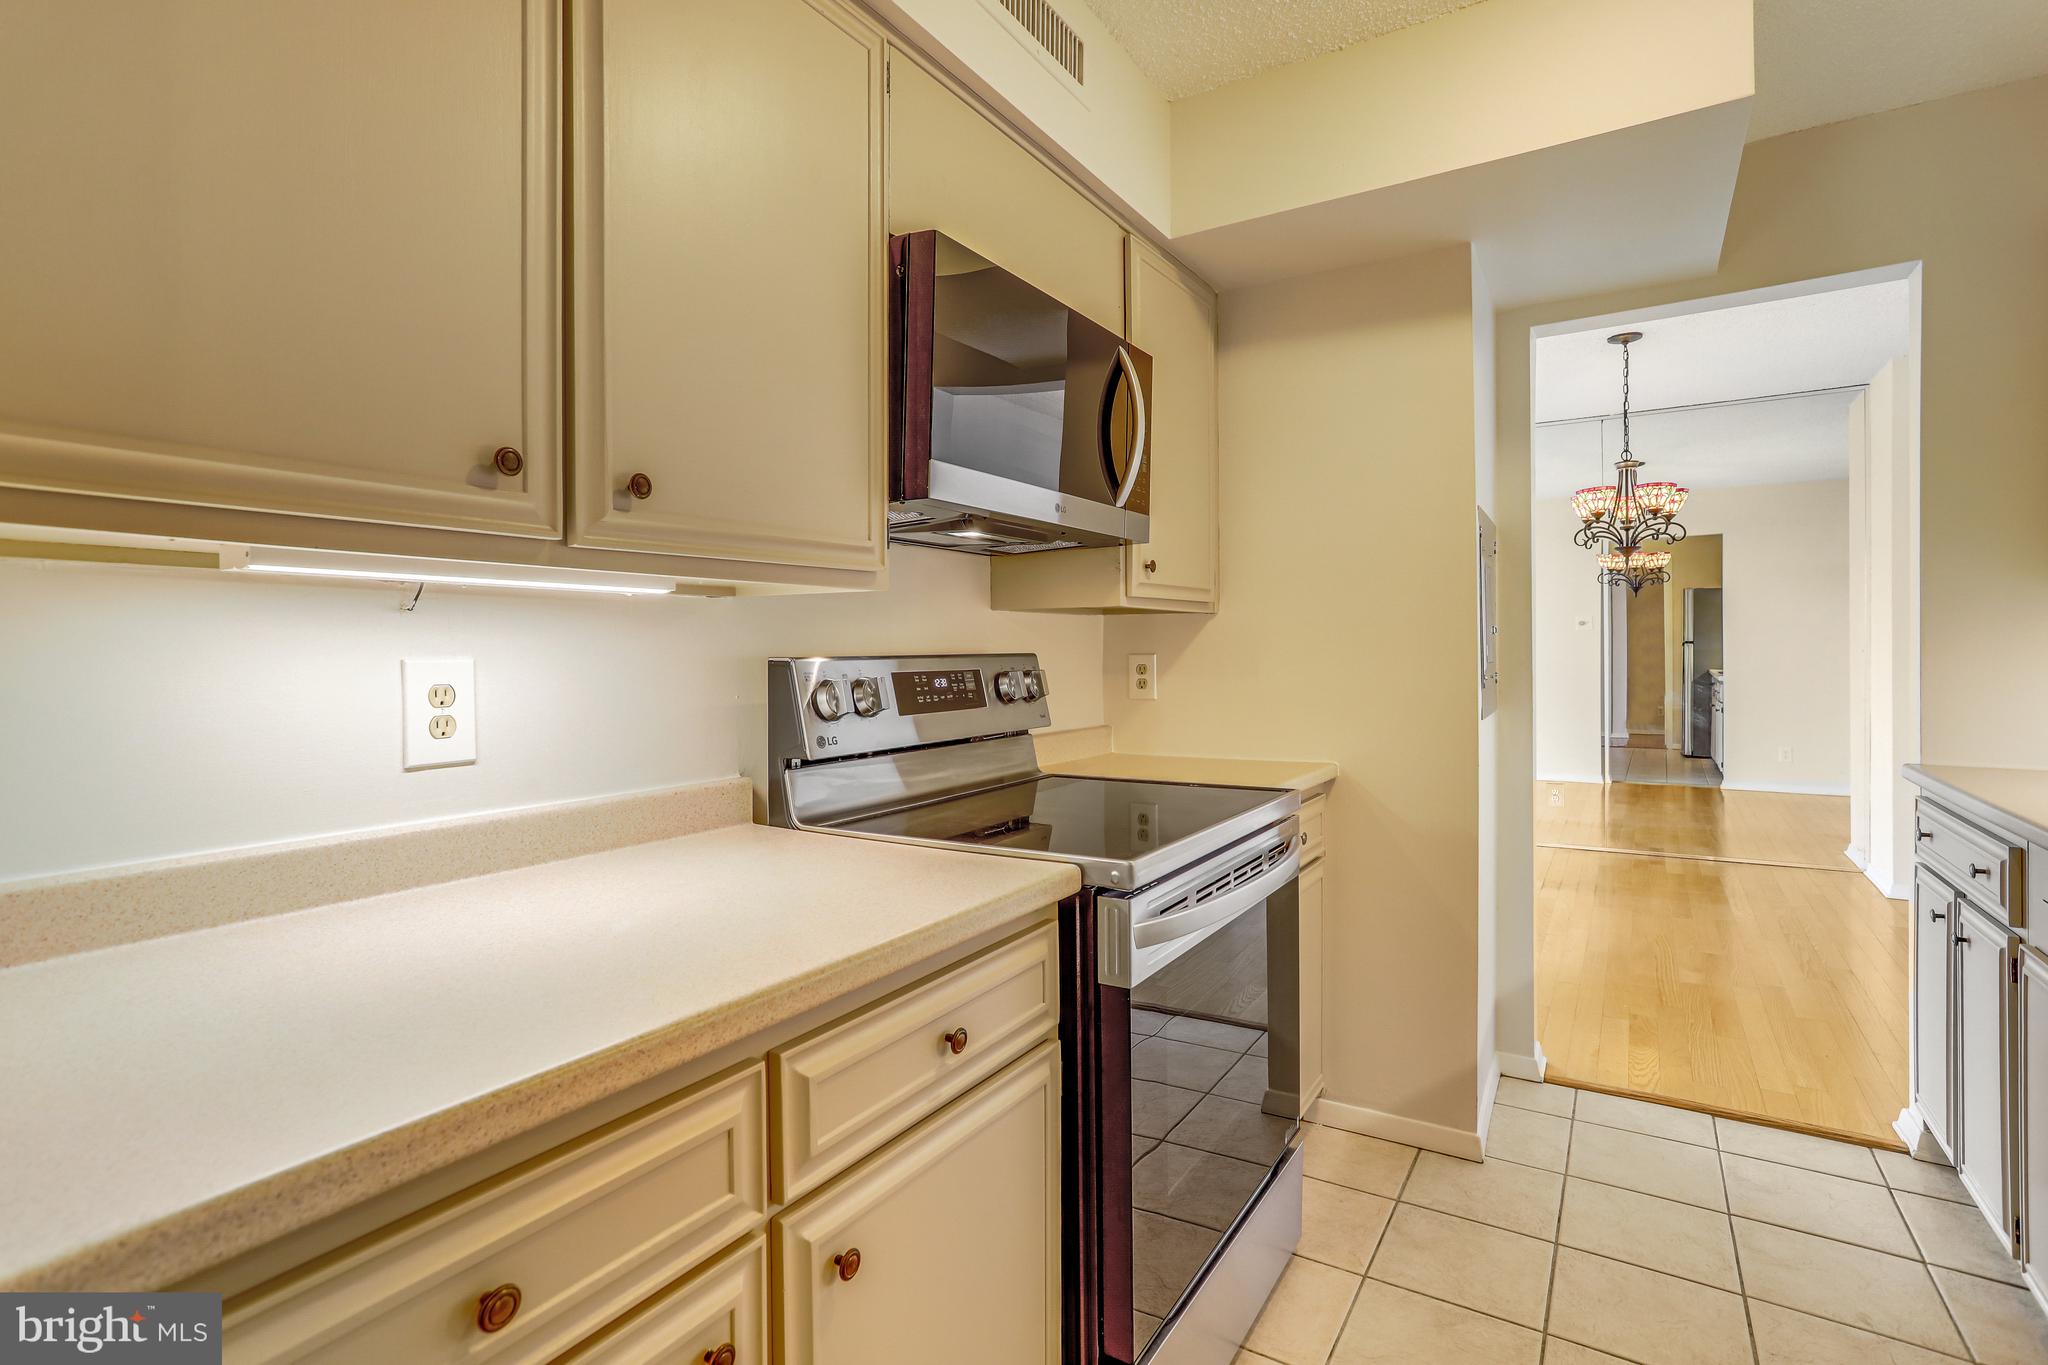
1571;330;1688;593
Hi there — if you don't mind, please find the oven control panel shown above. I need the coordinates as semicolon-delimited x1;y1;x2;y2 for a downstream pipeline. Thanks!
771;654;1052;764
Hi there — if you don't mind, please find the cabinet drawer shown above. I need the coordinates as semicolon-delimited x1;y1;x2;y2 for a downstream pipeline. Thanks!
771;923;1058;1202
1917;800;2024;923
554;1234;766;1365
1300;794;1328;866
225;1066;766;1365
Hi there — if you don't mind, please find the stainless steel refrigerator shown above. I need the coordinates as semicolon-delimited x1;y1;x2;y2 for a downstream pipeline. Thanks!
1682;587;1724;758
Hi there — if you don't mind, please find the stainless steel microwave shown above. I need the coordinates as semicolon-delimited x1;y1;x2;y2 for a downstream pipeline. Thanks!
887;230;1151;555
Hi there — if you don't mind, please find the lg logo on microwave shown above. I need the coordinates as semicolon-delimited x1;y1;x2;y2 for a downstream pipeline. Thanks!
4;1294;220;1361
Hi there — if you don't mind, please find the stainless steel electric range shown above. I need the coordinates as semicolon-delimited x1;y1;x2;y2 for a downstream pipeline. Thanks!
768;654;1309;1365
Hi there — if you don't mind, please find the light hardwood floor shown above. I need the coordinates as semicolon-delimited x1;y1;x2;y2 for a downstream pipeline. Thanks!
1534;781;1908;1147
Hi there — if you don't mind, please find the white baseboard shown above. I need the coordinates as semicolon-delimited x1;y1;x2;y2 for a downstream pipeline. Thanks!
1497;1044;1548;1083
1314;1095;1483;1161
1863;864;1907;900
1537;771;1604;786
1894;1104;1951;1162
1845;844;1868;871
1720;780;1853;797
1477;1056;1503;1144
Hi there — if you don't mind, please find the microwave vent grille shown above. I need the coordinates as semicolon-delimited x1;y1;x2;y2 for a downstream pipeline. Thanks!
996;0;1084;84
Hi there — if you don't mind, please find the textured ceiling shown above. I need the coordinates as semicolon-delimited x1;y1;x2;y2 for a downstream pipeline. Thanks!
1751;0;2048;138
1078;0;1488;100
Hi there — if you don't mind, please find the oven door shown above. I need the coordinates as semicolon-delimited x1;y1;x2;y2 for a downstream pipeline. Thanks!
1093;821;1306;1365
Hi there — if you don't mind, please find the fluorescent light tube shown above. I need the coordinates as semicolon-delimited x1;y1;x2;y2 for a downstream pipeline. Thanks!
222;547;678;596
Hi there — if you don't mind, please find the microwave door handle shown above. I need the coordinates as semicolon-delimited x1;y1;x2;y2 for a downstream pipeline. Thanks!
1131;846;1301;951
1110;345;1148;509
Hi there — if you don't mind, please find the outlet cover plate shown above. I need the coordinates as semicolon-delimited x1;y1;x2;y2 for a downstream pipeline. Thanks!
1128;654;1158;701
402;657;476;770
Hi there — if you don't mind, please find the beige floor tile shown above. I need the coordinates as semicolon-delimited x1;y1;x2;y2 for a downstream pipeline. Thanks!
1874;1148;1974;1204
1242;1255;1361;1365
1131;1007;1171;1036
1488;1102;1572;1172
1232;1353;1285;1365
1131;1210;1222;1318
1166;1094;1294;1165
1133;1079;1204;1139
1160;1014;1263;1052
1366;1204;1554;1328
1557;1177;1740;1291
1214;1051;1269;1104
1135;1311;1162;1355
1299;1176;1394;1273
1133;1035;1239;1090
1721;1151;1918;1256
1542;1341;1637;1364
1133;1136;1159;1164
1134;1142;1273;1231
1896;1190;2026;1284
1546;1247;1751;1365
1575;1089;1717;1147
1748;1300;1963;1364
1568;1121;1727;1210
1328;1279;1542;1364
1932;1266;2048;1364
1304;1124;1418;1197
1715;1116;1884;1184
1400;1149;1564;1239
1498;1077;1577;1117
1732;1217;1966;1356
1250;1032;1269;1057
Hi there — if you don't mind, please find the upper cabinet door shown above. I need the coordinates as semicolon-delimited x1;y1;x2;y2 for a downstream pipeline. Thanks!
887;57;1124;334
1124;238;1218;606
0;0;561;537
569;0;886;571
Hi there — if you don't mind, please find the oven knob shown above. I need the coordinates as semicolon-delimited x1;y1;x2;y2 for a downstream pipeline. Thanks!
1022;669;1045;701
850;676;883;718
810;679;844;722
994;670;1022;703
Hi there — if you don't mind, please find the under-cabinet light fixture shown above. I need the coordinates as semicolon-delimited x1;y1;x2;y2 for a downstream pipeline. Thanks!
221;547;679;596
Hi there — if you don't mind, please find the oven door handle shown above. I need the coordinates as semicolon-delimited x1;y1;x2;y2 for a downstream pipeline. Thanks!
1131;845;1301;951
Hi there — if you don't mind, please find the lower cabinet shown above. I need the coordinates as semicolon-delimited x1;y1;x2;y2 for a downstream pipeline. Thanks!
774;1043;1060;1365
2023;948;2048;1296
1913;867;1956;1154
555;1235;768;1365
1298;857;1326;1111
1954;897;2015;1232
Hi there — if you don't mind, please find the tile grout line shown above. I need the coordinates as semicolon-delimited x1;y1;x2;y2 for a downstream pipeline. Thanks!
1885;1176;1975;1355
1713;1132;1762;1365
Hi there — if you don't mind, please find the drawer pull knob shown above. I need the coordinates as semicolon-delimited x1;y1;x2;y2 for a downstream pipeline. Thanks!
704;1345;737;1365
626;471;654;500
1917;829;1934;842
491;445;525;477
1931;908;1947;922
476;1283;523;1333
1970;864;1991;879
942;1027;969;1055
1955;932;1972;946
833;1248;862;1281
1144;559;1158;574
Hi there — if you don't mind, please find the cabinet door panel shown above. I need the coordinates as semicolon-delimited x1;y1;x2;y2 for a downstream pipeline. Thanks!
775;1043;1059;1365
554;1236;766;1365
571;0;885;569
1955;899;2011;1229
0;0;560;536
1299;859;1325;1108
1124;239;1217;606
2023;950;2048;1286
1915;868;1956;1154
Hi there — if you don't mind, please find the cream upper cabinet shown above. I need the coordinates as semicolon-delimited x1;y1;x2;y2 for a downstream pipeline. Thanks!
886;56;1123;333
0;0;560;538
569;0;886;571
774;1043;1060;1365
1123;238;1219;607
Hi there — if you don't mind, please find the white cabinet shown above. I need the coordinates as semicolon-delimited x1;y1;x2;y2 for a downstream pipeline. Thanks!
1913;867;1956;1155
1954;897;2015;1234
2021;949;2048;1296
1298;858;1326;1111
568;0;887;571
774;1043;1060;1365
0;0;561;538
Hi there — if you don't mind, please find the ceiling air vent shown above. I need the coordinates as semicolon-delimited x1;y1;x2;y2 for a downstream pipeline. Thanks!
997;0;1084;84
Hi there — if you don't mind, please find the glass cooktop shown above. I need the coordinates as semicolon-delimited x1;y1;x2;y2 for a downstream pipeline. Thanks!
824;775;1289;873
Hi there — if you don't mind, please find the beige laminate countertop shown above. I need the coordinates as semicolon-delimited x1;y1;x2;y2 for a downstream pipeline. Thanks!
0;824;1077;1293
1905;764;2048;847
1042;750;1338;794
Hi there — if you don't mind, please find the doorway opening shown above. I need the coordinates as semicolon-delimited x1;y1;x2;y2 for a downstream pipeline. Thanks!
1528;265;1921;1146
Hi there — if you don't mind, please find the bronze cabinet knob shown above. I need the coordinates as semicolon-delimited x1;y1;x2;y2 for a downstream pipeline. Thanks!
626;471;654;500
941;1027;969;1055
492;446;524;477
1143;559;1158;574
833;1248;862;1281
703;1345;737;1365
476;1283;523;1333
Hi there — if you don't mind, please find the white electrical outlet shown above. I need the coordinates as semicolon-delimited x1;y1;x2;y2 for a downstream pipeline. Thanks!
1777;746;1794;763
1127;654;1159;701
402;657;476;770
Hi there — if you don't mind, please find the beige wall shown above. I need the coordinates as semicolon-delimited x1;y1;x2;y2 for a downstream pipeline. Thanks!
1103;244;1489;1140
1662;535;1723;750
1498;76;2048;1051
1625;586;1664;734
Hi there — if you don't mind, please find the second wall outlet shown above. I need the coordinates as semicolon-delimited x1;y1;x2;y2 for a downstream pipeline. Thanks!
402;657;477;770
1127;654;1158;701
